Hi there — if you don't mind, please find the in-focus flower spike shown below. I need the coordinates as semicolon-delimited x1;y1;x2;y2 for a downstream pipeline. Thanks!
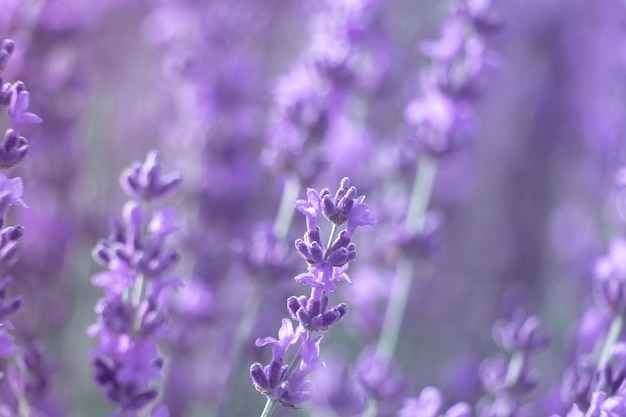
90;151;183;417
251;177;374;415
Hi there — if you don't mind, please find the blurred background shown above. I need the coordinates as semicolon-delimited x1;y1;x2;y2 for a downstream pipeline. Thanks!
2;0;626;416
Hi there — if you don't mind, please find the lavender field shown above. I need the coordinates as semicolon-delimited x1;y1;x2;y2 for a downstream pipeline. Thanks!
0;0;624;416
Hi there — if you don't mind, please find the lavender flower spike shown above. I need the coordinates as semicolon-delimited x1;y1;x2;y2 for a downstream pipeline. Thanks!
90;151;182;417
0;36;49;416
252;178;374;416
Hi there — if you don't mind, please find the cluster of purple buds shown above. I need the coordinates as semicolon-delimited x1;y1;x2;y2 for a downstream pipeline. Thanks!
404;0;499;156
90;151;182;417
250;177;375;409
290;178;376;331
0;38;40;171
477;311;549;417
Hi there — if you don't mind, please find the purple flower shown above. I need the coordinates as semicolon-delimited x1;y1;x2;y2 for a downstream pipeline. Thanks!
0;173;27;218
255;319;301;362
8;88;42;134
0;327;17;357
398;387;443;417
116;338;163;388
120;151;182;202
252;178;374;410
492;311;551;354
310;353;368;416
478;313;548;417
356;347;405;402
399;389;471;417
90;152;182;415
0;129;29;169
593;237;626;313
295;189;322;231
275;333;324;407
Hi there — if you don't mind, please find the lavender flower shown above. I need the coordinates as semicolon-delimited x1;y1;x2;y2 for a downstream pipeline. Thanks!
477;312;549;417
90;151;182;417
404;0;498;157
264;0;388;185
250;178;375;413
553;391;626;417
0;36;51;417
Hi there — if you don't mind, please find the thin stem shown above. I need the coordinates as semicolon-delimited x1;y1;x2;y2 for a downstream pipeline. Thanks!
274;175;301;240
362;398;379;417
131;274;146;333
375;258;414;358
259;397;279;417
505;351;525;388
132;275;145;308
597;314;624;371
324;224;339;260
405;155;437;236
220;293;263;417
282;335;307;384
375;155;438;359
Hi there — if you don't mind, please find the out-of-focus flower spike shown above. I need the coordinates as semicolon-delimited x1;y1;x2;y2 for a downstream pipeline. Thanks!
90;152;182;416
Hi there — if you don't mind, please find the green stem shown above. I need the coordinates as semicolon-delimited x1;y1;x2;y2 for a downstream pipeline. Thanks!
324;224;339;260
597;314;624;371
282;339;305;382
505;351;524;388
362;398;379;417
375;258;414;358
274;175;301;240
259;397;279;417
405;155;437;236
221;294;263;417
132;275;146;333
375;155;438;359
